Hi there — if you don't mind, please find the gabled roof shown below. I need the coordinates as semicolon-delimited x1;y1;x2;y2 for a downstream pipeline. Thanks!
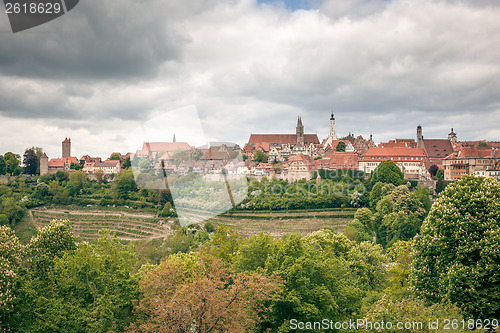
422;139;453;159
446;146;495;159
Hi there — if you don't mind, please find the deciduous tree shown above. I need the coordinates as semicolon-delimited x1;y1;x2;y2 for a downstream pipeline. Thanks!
411;175;500;318
128;252;279;333
371;160;405;186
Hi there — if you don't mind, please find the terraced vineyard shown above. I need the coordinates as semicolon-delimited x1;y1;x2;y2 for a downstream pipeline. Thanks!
27;206;355;241
206;209;355;237
30;208;171;241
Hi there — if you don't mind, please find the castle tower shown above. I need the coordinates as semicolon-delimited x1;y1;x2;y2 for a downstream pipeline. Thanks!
62;138;71;158
296;116;304;144
329;112;337;140
173;134;176;143
448;128;457;146
417;125;423;149
40;153;49;175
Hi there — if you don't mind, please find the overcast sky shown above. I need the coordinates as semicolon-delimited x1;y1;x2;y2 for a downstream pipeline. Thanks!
1;0;500;159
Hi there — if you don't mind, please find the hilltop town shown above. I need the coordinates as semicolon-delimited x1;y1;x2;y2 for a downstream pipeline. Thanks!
37;113;500;183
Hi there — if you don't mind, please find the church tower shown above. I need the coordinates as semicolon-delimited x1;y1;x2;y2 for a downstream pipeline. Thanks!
448;128;457;146
296;116;304;144
417;125;423;149
62;138;71;158
173;134;176;143
329;112;337;140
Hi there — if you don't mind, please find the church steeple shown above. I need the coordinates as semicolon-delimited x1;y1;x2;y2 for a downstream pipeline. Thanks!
329;110;337;140
296;116;304;144
173;134;176;143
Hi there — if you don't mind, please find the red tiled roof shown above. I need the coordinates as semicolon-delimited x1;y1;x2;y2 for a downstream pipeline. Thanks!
317;152;359;170
48;156;78;168
422;139;453;159
363;147;426;156
446;146;495;159
247;134;320;145
62;138;70;143
142;142;192;152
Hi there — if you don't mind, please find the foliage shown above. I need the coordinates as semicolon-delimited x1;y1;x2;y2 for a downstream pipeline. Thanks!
253;149;268;164
344;220;371;242
207;225;241;263
411;175;500;319
14;228;140;332
435;169;444;180
370;184;427;248
435;177;449;194
0;226;23;322
262;230;388;332
191;148;204;161
234;232;276;271
428;164;439;177
4;152;22;176
23;148;39;175
0;196;25;227
0;156;6;176
384;240;412;298
26;219;77;262
336;141;346;152
361;296;462;332
371;160;405;186
109;153;121;160
127;252;279;333
115;169;138;200
70;162;83;170
122;156;131;168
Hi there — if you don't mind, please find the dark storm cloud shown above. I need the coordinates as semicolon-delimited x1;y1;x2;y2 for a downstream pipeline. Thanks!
0;0;194;80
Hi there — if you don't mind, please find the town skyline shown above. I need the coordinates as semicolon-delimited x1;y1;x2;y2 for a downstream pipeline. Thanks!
1;0;500;158
1;114;496;160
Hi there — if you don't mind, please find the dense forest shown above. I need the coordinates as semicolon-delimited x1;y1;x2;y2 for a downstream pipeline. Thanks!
0;157;499;332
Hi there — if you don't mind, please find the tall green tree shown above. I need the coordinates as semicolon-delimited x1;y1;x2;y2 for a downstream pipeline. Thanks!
411;175;500;319
114;169;138;200
23;148;39;175
253;149;268;164
371;160;405;186
4;152;22;176
15;227;140;333
0;155;6;176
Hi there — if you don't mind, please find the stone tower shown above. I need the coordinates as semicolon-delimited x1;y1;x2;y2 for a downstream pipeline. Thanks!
329;112;337;140
40;152;49;175
296;116;304;144
173;134;176;143
417;125;423;149
448;128;457;146
62;138;71;158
